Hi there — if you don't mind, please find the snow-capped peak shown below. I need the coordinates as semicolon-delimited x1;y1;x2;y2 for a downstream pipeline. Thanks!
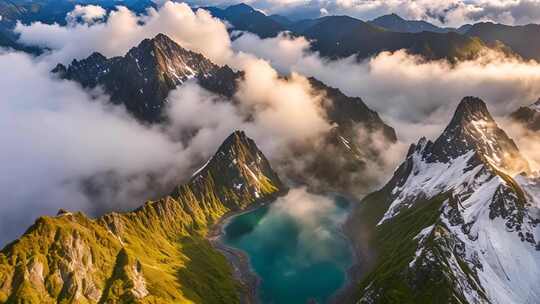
379;97;530;223
428;97;529;176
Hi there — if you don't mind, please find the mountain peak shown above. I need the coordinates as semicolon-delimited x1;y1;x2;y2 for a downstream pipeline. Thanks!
220;130;250;149
151;32;176;45
179;130;284;207
450;96;493;125
54;33;239;123
226;3;256;14
135;33;187;54
205;130;262;172
427;96;529;174
381;13;405;21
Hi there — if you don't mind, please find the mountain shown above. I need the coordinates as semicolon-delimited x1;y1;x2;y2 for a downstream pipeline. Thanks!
53;33;239;122
0;131;285;303
202;3;287;38
0;28;41;53
285;78;397;194
0;31;23;50
369;13;448;33
465;22;540;61
268;14;293;27
292;16;487;61
510;98;540;131
345;97;539;303
54;33;397;195
201;4;489;61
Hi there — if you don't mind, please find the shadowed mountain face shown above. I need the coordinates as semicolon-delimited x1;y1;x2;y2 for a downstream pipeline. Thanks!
465;22;540;61
369;13;448;33
0;29;41;53
0;131;284;303
297;16;487;61
345;97;540;303
202;4;489;61
510;98;540;131
282;78;397;195
53;33;239;122
202;3;287;39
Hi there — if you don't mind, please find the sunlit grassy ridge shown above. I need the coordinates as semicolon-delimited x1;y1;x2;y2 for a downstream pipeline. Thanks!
0;131;284;303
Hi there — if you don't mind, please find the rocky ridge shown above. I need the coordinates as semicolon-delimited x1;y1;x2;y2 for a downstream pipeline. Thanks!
53;33;239;122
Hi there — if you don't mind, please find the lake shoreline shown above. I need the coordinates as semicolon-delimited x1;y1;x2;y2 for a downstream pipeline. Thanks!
208;199;274;304
330;193;364;304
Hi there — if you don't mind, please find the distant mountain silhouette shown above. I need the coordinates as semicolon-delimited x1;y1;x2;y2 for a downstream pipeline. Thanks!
466;22;540;61
369;13;448;33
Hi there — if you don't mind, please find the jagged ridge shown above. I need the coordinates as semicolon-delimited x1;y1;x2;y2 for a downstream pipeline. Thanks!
53;33;239;123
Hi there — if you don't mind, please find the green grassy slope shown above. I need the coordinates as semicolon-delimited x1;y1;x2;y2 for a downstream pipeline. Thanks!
0;131;284;304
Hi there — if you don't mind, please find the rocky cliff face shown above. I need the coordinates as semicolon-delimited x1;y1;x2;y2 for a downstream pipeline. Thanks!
290;78;397;195
53;33;240;123
346;97;540;304
0;131;284;303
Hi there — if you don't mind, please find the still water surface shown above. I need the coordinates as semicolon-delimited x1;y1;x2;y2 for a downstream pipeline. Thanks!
223;195;353;304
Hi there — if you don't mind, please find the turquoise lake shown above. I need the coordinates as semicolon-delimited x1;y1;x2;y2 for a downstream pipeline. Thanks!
222;192;353;304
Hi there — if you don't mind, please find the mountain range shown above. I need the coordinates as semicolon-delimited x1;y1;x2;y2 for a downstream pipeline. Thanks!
53;33;397;195
369;13;463;34
4;1;540;63
0;0;154;27
465;22;540;61
3;2;540;304
202;3;540;62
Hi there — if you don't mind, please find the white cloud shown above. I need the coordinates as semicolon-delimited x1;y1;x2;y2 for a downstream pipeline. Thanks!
248;187;351;264
66;5;107;25
15;2;233;66
0;50;192;245
232;33;540;142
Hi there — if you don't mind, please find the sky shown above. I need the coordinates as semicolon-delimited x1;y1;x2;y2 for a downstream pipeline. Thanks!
185;0;540;26
2;1;540;246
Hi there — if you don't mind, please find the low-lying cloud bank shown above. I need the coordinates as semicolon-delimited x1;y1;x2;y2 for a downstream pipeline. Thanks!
245;187;351;265
0;51;188;245
15;1;233;66
4;2;540;246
